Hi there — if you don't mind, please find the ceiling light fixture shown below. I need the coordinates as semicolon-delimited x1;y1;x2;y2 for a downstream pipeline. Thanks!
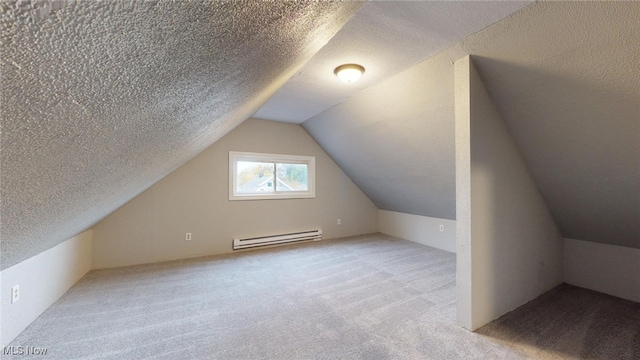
334;64;365;83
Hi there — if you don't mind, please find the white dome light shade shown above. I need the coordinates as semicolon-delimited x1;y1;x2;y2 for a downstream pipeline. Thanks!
334;64;365;83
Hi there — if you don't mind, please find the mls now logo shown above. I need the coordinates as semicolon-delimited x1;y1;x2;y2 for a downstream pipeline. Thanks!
3;346;48;355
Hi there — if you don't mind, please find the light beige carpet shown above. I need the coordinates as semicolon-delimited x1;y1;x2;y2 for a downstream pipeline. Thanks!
7;234;639;359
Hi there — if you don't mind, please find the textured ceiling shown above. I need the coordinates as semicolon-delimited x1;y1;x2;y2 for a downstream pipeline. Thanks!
2;1;637;274
303;42;459;220
254;1;532;124
303;2;639;249
0;0;361;270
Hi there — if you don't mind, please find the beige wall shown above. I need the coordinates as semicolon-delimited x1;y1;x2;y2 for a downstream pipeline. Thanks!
565;238;640;303
1;230;93;346
378;210;456;253
455;56;564;330
92;119;378;269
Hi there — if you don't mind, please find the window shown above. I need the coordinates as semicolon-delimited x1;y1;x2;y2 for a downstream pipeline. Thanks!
229;151;315;200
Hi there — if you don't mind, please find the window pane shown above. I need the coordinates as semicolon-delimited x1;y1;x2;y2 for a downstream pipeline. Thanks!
275;163;308;192
229;151;315;200
236;161;275;194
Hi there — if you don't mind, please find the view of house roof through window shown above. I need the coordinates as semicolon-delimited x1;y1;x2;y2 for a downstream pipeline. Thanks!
229;152;315;200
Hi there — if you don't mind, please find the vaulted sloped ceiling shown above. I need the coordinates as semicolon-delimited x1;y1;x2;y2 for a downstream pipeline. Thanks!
302;2;639;249
2;1;638;272
0;1;362;270
255;1;532;124
468;2;639;248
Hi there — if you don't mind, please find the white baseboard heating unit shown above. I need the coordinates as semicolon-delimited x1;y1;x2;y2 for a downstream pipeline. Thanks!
233;229;322;250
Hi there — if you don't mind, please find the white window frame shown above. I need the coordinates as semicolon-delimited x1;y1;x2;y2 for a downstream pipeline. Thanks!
229;151;315;201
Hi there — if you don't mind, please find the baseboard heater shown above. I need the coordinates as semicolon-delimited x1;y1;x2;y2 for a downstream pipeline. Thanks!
233;229;322;250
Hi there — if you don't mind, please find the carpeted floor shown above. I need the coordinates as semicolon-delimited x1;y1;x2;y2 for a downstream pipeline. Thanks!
7;234;640;359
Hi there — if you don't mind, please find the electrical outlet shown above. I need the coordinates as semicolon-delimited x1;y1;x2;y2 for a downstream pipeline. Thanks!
185;233;192;241
337;219;342;225
11;285;20;304
439;225;444;232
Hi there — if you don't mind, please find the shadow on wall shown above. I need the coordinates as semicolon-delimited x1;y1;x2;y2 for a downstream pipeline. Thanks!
471;56;640;249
